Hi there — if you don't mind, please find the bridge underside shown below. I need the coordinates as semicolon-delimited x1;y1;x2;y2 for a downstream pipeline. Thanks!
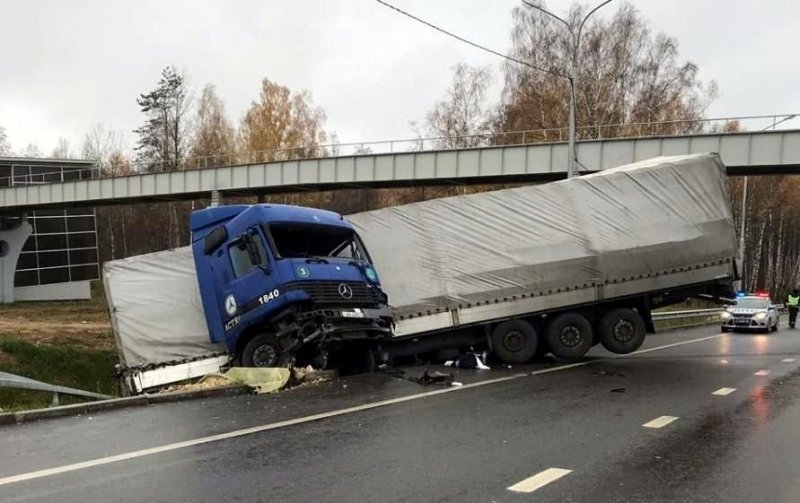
0;129;798;212
0;164;793;212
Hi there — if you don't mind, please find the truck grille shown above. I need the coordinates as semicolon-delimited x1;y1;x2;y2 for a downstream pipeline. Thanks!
284;281;383;307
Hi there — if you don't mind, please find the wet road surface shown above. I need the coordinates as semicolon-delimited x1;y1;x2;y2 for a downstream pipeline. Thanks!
3;324;800;502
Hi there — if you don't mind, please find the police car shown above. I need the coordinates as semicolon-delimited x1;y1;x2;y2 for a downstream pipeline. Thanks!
720;292;780;333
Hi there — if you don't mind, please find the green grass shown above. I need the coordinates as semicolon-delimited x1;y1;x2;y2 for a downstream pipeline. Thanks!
0;281;119;412
0;337;119;412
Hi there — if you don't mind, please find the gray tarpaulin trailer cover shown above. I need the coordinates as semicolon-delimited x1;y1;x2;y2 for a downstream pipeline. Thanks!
104;153;736;370
347;153;737;318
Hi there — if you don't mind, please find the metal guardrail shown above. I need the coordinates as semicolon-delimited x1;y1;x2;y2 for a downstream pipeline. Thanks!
651;308;723;321
652;304;788;323
0;371;111;407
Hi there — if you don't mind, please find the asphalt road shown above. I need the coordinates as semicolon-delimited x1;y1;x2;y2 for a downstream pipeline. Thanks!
3;324;800;502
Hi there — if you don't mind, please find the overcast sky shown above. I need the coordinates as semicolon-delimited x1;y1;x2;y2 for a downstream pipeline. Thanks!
1;0;799;156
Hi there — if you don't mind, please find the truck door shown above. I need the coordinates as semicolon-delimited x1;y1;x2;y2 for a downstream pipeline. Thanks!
222;227;278;333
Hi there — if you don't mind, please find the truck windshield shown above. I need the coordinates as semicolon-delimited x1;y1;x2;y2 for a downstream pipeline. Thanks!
735;298;769;309
268;224;369;261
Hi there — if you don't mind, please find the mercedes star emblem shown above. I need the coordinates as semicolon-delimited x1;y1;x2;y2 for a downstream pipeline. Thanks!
338;283;353;299
224;294;238;316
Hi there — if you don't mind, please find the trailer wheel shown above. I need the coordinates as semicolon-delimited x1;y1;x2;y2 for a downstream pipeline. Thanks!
491;320;539;363
241;334;281;367
546;313;593;361
598;309;646;354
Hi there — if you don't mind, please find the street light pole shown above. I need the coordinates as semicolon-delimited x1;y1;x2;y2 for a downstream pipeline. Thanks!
523;0;613;178
738;176;747;291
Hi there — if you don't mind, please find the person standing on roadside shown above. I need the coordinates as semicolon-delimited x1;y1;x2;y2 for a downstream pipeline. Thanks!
787;289;800;328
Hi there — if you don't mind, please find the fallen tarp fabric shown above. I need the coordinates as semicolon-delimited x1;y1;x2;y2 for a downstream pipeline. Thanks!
222;367;291;394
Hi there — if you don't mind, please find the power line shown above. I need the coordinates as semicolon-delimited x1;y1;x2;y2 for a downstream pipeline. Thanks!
374;0;566;79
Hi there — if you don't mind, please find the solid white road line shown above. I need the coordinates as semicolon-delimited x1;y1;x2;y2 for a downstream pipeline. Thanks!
712;387;736;396
642;416;679;429
0;332;727;488
507;468;573;493
782;358;796;363
754;370;771;376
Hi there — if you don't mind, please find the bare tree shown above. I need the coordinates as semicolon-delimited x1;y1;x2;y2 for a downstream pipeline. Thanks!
419;64;493;148
51;137;72;158
0;127;11;156
82;125;125;175
494;2;716;142
187;84;235;168
19;144;43;158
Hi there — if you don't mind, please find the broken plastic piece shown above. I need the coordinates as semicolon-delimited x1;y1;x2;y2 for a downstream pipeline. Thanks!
410;369;454;386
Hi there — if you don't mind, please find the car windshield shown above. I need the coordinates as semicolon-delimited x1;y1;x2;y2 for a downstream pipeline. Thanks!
734;298;769;309
268;223;369;261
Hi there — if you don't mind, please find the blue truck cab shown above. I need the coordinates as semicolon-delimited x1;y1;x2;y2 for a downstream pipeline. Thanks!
190;204;393;369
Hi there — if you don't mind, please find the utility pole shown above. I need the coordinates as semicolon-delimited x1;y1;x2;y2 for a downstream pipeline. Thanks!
523;0;613;178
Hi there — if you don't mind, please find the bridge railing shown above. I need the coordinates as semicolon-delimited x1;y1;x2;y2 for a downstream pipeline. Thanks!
1;113;798;187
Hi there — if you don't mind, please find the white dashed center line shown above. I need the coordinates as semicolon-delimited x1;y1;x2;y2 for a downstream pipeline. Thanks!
507;468;572;493
782;358;796;363
754;370;771;376
643;416;679;428
712;387;736;396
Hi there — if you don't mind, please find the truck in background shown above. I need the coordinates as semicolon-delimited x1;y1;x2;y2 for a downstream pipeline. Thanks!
104;204;393;393
348;153;738;364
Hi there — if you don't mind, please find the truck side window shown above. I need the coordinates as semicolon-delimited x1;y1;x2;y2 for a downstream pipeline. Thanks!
229;234;268;277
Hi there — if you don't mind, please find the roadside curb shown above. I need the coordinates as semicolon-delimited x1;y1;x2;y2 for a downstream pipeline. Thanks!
0;384;250;426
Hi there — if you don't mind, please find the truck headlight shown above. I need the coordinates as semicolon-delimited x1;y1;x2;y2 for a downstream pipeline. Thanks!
754;312;767;321
721;312;732;320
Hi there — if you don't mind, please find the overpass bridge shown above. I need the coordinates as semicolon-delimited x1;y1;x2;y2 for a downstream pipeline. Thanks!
0;127;799;212
0;116;798;303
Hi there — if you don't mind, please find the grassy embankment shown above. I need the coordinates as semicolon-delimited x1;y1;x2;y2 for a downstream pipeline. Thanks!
0;282;118;412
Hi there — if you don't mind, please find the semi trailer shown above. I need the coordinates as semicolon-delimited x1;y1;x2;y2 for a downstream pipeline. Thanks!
105;153;737;393
348;153;738;363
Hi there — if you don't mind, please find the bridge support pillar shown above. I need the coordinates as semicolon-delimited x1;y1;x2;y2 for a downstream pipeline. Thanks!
210;190;222;208
0;216;32;304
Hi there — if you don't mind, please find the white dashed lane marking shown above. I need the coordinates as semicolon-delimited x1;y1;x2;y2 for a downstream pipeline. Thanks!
643;416;679;429
754;370;771;376
782;358;796;363
712;387;736;396
507;468;573;493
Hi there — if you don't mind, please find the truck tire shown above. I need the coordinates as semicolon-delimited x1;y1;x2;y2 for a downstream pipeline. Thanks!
598;308;646;354
241;334;280;367
546;313;593;361
491;320;539;364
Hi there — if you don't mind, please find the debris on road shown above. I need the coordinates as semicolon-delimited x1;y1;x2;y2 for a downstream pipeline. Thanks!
158;365;337;395
593;370;627;378
291;366;337;386
444;351;490;370
408;369;455;386
160;374;233;393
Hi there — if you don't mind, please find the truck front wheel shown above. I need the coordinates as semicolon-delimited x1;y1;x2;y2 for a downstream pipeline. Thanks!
598;309;646;354
491;320;539;364
241;334;281;367
546;313;593;361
